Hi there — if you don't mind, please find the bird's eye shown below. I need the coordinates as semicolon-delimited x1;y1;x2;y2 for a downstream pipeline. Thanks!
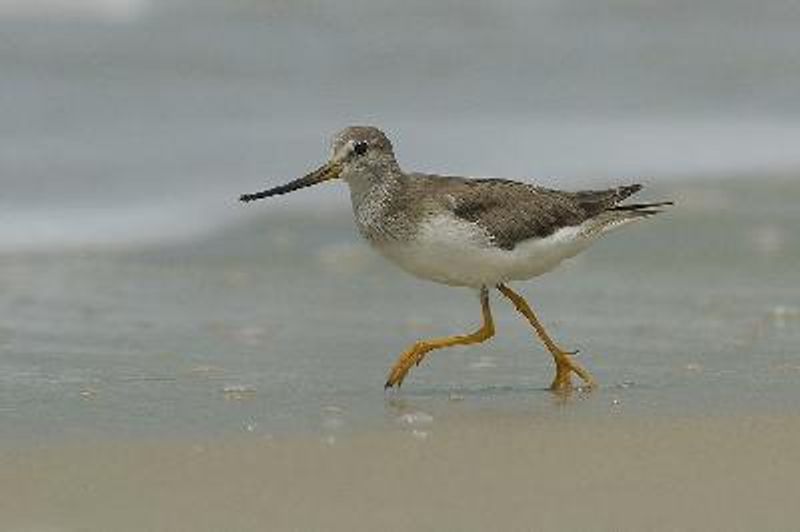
353;141;368;156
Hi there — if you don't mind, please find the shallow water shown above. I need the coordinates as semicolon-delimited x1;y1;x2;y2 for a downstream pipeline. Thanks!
2;0;800;445
1;177;798;444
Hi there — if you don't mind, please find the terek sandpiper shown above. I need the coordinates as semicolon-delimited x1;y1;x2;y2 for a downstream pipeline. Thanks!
241;126;671;391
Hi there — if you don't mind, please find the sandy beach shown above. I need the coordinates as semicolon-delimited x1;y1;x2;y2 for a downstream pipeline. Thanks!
2;412;799;532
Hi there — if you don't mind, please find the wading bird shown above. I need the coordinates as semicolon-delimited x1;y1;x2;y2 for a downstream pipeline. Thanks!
241;126;671;391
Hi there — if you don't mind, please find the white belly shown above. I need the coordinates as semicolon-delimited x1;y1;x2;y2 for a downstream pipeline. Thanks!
376;214;602;288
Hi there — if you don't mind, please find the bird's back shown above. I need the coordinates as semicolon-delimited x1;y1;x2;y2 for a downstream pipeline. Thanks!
394;173;650;250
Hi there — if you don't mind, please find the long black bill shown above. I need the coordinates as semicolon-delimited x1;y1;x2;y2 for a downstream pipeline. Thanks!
240;163;340;203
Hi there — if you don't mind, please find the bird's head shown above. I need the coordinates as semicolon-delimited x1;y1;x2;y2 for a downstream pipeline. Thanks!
239;126;398;203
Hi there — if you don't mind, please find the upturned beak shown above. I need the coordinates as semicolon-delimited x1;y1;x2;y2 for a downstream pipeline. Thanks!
240;161;342;203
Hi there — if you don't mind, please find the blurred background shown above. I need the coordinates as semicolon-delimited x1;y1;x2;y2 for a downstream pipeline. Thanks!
1;0;799;441
3;0;800;250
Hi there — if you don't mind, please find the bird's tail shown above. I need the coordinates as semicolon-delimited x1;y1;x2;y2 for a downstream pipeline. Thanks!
608;200;674;218
580;188;673;237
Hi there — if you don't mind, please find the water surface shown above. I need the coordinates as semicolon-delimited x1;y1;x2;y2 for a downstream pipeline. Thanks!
1;177;798;443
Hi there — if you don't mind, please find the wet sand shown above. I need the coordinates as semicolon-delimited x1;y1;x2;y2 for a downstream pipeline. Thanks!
2;412;798;531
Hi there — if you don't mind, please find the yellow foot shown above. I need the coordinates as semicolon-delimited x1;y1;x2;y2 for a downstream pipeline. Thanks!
385;287;495;389
549;350;596;392
384;343;428;389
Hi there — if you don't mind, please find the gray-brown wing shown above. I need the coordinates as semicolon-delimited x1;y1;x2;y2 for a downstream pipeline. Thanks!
409;174;642;250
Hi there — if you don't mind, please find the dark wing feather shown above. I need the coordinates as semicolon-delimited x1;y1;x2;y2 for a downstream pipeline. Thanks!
451;181;588;250
570;184;642;214
407;174;646;250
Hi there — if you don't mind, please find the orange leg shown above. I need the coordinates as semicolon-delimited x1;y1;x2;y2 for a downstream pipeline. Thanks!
385;287;495;388
497;284;595;392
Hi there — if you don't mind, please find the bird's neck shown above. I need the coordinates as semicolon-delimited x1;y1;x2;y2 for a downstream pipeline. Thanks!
346;164;404;211
347;168;407;242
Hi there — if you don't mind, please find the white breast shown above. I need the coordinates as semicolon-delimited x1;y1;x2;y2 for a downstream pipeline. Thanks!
376;213;607;288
